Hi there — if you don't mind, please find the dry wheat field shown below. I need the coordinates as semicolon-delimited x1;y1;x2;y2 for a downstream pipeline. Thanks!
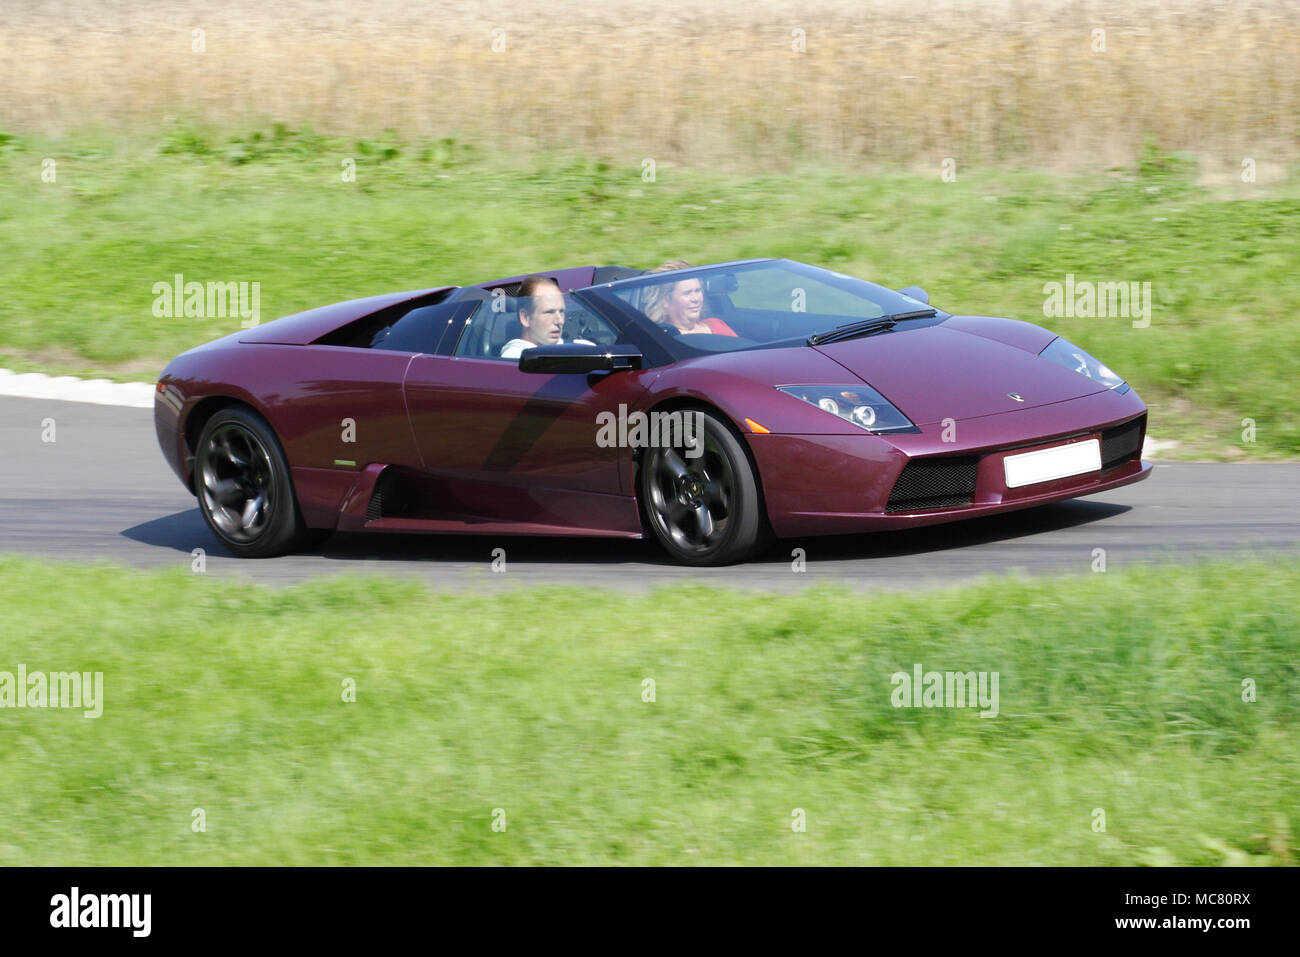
1;0;1297;167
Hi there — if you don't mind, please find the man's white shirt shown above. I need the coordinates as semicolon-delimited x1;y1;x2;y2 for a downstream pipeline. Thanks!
500;338;594;359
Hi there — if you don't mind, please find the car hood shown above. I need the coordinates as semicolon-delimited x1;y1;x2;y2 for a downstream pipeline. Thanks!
812;324;1104;424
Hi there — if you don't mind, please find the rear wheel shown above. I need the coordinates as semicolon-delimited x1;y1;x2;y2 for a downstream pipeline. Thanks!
194;406;316;557
639;409;766;566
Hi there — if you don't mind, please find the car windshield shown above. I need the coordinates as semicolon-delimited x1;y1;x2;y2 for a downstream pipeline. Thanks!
589;260;941;356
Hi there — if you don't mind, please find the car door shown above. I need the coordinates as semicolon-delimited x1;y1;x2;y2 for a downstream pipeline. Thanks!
271;296;469;473
402;295;658;529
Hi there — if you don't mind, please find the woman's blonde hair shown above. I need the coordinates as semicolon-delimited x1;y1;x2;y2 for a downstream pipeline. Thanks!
641;260;694;324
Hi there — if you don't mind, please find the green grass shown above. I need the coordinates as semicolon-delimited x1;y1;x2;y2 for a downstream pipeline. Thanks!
0;555;1295;865
1;129;1298;457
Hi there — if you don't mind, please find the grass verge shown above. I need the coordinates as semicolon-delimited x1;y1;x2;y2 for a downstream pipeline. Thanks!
0;555;1295;865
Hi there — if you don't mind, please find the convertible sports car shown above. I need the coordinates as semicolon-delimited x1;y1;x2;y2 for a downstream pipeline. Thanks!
154;259;1151;565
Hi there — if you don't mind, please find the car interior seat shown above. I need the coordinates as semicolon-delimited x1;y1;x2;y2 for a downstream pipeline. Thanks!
489;309;524;355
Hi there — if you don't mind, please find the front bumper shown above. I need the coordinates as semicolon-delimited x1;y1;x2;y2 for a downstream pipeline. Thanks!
154;382;191;491
747;387;1152;538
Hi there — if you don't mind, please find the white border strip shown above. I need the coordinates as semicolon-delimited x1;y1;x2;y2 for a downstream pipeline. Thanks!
0;369;154;408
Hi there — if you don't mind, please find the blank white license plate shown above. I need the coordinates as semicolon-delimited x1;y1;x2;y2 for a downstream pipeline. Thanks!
1003;439;1101;488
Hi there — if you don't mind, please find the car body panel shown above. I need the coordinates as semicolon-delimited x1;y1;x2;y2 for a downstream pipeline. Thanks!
332;463;643;537
812;323;1104;424
941;315;1059;354
157;344;418;486
402;355;658;496
628;347;876;436
238;287;454;345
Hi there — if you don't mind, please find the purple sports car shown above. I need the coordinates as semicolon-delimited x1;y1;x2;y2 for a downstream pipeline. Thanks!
154;259;1151;565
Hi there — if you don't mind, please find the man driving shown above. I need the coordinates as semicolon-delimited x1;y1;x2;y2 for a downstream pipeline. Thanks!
501;276;570;359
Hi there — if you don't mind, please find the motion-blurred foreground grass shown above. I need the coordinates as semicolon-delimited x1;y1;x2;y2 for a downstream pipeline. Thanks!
1;132;1297;457
0;555;1295;865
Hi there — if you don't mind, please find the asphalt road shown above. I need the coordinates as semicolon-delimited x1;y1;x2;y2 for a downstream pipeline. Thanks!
1;395;1296;592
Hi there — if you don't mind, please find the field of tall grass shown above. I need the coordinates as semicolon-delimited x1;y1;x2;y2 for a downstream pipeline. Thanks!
2;0;1297;168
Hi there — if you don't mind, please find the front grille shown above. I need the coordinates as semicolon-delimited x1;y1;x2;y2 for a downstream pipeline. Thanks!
885;415;1144;514
886;456;979;513
1100;416;1145;470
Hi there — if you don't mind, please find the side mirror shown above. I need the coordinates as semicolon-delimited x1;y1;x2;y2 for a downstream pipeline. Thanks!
518;342;643;374
897;286;929;304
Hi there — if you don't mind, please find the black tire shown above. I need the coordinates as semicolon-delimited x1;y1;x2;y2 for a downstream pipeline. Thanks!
638;408;767;566
193;406;313;558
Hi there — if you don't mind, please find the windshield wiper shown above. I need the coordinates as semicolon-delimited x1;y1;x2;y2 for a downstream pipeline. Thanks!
807;318;893;346
807;309;937;346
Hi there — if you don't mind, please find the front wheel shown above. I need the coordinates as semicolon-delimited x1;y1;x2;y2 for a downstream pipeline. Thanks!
194;406;315;557
639;409;766;566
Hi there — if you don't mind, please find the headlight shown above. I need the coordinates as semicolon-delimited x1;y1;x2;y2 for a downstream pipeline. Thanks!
1039;337;1126;390
776;385;915;433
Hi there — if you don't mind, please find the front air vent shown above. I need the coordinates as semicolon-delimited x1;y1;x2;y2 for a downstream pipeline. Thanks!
886;456;980;513
1100;415;1145;470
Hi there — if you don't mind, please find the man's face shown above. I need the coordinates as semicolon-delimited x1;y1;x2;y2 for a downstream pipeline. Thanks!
520;289;566;345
